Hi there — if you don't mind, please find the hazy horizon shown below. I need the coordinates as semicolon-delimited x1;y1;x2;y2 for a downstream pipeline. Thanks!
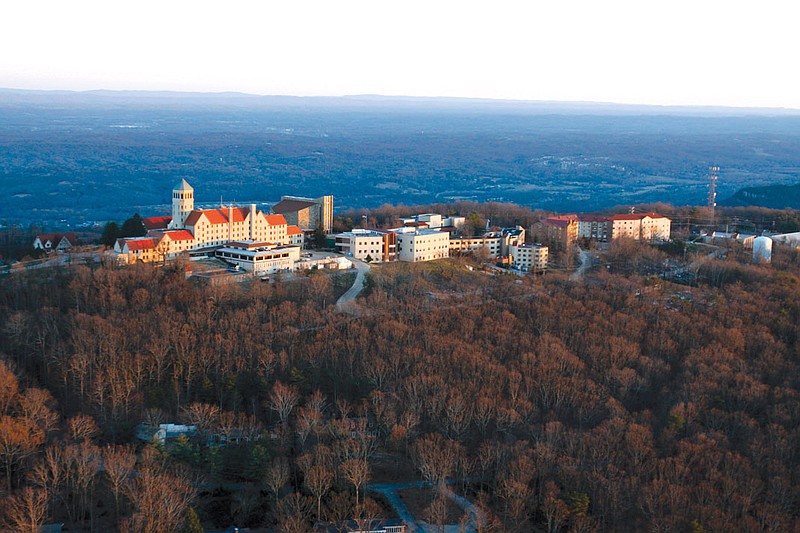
2;2;797;109
3;87;800;115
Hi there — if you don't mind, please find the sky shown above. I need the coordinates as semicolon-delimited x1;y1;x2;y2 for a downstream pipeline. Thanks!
1;0;798;108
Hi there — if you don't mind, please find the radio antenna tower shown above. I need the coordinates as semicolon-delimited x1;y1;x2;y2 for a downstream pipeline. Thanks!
708;166;719;228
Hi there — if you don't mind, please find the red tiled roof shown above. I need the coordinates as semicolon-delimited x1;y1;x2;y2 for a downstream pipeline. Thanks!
123;238;156;251
264;214;287;226
541;218;574;228
287;225;302;236
163;230;195;241
36;232;78;245
142;215;172;230
203;209;230;225
184;207;251;227
272;198;316;214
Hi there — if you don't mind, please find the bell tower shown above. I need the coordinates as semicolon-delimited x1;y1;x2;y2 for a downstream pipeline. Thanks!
169;178;194;229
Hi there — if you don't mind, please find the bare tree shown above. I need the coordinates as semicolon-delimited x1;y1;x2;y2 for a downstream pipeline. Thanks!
67;414;99;443
265;456;290;507
17;388;58;436
182;402;219;442
126;464;196;533
278;492;313;532
0;415;44;490
66;442;101;530
103;445;136;521
305;463;334;519
296;406;322;449
269;381;299;427
29;446;68;523
413;433;462;488
0;359;19;415
3;486;49;533
340;457;370;507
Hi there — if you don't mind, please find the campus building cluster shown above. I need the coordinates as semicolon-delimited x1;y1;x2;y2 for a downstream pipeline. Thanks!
334;219;548;272
532;212;672;250
104;179;678;278
112;180;330;275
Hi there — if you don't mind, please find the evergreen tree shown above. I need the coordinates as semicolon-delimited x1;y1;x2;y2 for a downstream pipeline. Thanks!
313;223;327;249
101;221;120;246
120;214;147;238
183;507;203;533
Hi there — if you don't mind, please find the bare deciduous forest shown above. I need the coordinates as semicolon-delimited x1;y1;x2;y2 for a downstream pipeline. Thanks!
0;242;799;531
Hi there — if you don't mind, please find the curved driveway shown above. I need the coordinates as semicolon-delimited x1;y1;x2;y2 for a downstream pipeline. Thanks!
367;480;485;533
336;258;371;313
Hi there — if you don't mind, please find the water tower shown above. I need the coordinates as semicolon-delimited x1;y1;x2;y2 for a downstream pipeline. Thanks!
753;236;772;264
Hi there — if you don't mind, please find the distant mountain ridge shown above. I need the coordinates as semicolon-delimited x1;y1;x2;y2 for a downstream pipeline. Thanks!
2;87;799;116
725;182;800;209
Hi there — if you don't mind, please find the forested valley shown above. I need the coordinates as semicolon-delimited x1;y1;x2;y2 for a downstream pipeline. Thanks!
1;243;799;532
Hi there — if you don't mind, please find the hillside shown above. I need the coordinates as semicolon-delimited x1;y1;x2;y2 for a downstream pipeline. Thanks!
1;242;799;531
724;181;800;209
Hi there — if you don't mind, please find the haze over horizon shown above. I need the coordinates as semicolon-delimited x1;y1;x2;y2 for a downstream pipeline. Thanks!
1;1;797;110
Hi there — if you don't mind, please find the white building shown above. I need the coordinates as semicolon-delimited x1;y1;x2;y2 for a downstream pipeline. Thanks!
334;229;396;262
449;234;502;257
215;241;301;275
33;233;78;253
609;213;671;241
509;244;548;272
449;226;525;259
288;225;304;247
771;232;800;248
393;227;450;262
401;213;465;230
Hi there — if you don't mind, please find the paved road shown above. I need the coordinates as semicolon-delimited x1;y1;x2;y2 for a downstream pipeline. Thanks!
570;247;592;281
9;251;102;273
367;480;485;533
336;258;371;313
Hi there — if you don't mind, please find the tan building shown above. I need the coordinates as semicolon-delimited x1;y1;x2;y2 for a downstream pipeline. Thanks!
114;237;159;264
272;195;334;233
393;228;450;262
184;206;288;249
609;213;671;241
335;229;397;262
509;243;549;272
116;180;291;265
147;229;195;259
531;215;578;251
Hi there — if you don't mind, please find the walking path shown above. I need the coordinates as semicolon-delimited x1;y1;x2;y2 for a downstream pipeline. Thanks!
336;258;371;313
570;247;592;281
367;480;486;533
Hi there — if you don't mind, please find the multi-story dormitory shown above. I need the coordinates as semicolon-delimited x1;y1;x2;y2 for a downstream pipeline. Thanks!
114;179;306;268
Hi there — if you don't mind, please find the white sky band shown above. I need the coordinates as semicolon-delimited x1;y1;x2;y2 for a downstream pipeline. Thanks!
1;0;797;109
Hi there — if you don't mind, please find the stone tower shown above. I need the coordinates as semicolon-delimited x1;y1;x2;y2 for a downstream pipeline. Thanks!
168;179;194;229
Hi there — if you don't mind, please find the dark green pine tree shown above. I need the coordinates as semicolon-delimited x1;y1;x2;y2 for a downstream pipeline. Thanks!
101;221;120;246
120;214;147;238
